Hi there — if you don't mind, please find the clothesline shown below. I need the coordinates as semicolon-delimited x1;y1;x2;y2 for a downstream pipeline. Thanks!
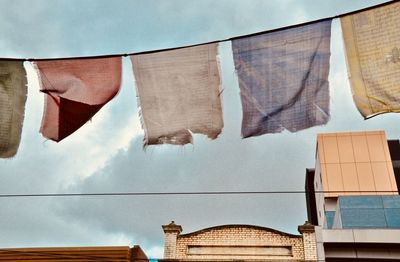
1;0;399;158
0;0;395;61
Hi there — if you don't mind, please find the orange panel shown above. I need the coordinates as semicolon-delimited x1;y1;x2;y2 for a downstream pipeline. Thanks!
351;135;370;163
341;163;360;195
317;130;398;198
365;131;384;135
380;133;392;162
356;163;376;195
322;136;340;164
371;162;393;195
386;161;398;195
325;163;343;197
366;134;386;162
317;136;326;164
337;135;355;163
319;163;329;194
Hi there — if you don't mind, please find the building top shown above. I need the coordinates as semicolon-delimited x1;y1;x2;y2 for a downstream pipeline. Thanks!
316;130;398;197
306;131;400;261
162;220;183;234
0;246;148;262
162;222;318;261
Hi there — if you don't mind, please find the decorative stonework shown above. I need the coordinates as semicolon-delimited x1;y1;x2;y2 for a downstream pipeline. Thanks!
162;221;183;259
299;221;317;261
163;222;317;261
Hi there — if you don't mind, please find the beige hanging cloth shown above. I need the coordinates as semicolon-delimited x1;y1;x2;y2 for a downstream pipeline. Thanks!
341;1;400;118
131;44;223;147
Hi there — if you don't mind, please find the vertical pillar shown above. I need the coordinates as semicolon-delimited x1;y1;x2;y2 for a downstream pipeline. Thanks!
298;221;317;262
162;221;182;259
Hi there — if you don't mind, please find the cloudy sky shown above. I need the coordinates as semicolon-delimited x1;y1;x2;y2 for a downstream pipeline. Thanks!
0;0;397;259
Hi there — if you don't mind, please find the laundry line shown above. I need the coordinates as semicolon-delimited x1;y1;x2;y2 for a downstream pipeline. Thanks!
0;0;393;61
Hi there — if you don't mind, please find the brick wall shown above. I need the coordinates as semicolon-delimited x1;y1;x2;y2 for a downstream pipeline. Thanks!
302;231;317;261
174;225;305;260
298;222;318;261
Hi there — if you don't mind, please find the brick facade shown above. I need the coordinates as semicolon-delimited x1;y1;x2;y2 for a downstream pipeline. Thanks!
298;222;317;261
162;222;317;261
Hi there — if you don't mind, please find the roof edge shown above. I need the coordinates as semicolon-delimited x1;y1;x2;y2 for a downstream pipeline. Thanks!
178;224;301;238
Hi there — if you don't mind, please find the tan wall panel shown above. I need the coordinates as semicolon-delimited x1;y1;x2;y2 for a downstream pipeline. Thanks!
316;155;325;189
341;163;360;195
371;162;394;195
325;163;343;196
337;135;355;163
355;163;376;195
351;135;370;163
386;162;399;194
323;136;340;164
322;165;329;194
316;131;397;197
380;133;392;162
366;134;387;162
319;163;331;197
317;136;326;164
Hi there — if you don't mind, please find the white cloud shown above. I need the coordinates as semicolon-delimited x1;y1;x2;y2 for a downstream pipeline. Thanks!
145;245;164;260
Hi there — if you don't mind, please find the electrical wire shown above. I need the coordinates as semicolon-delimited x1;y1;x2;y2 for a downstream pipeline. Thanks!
0;0;396;61
0;190;398;198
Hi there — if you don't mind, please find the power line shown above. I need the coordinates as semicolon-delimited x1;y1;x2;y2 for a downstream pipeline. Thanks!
0;0;395;61
0;190;398;198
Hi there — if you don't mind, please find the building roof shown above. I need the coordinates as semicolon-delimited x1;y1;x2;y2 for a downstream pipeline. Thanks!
316;130;397;197
0;245;148;262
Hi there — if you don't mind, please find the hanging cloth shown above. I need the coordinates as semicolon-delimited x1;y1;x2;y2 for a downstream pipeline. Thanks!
34;57;122;142
131;43;223;147
232;20;332;138
0;61;27;158
341;1;400;118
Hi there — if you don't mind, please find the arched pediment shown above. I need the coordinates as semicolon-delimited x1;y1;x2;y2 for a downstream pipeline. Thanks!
175;224;304;260
179;224;300;238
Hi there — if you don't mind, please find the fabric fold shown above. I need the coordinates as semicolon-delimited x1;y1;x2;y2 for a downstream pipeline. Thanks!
341;1;400;118
34;57;122;142
0;60;27;158
232;20;332;138
131;43;223;147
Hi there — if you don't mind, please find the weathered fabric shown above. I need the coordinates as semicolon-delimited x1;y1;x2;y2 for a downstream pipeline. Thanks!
34;57;122;142
0;61;27;158
131;44;223;146
232;20;332;138
341;2;400;118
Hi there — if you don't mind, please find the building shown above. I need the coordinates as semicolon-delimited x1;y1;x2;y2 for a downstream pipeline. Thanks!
160;221;318;261
0;245;148;262
305;130;400;261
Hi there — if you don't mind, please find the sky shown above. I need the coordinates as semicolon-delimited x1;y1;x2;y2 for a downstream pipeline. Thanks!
0;0;397;259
